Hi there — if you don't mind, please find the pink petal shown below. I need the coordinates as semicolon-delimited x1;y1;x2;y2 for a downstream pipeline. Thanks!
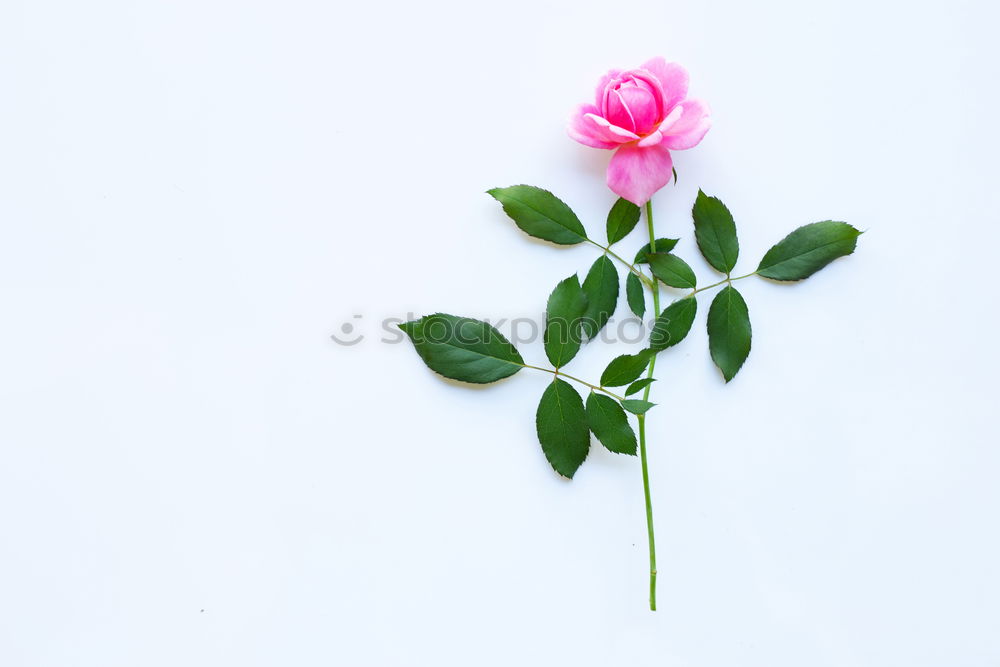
606;143;674;206
614;84;659;135
566;104;631;148
657;105;684;134
640;58;689;112
661;98;711;150
594;68;623;110
586;112;640;142
628;69;667;121
637;130;663;147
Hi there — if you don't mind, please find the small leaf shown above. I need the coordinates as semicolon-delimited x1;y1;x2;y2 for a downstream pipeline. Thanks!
580;255;619;341
692;190;740;274
625;377;656;396
600;351;652;387
536;379;590;478
586;393;637;455
399;313;524;384
646;253;697;289
621;399;655;415
634;238;680;263
756;221;861;281
707;286;752;382
544;275;588;367
606;198;641;245
649;297;698;351
672;167;678;184
626;273;645;317
487;185;587;245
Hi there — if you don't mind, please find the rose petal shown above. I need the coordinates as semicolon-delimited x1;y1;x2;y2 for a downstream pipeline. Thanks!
661;98;711;150
615;84;659;135
656;105;684;134
606;143;674;206
587;112;640;142
640;58;689;112
637;130;663;147
567;107;641;148
567;104;618;148
594;68;623;111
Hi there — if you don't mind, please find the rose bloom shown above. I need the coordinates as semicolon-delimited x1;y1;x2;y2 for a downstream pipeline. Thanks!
568;57;711;205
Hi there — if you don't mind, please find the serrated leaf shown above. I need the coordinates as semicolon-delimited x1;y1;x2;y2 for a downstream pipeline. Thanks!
692;190;739;274
606;198;641;245
646;253;697;289
581;255;618;341
620;399;655;415
586;393;637;455
626;272;645;317
634;238;680;263
399;313;524;384
756;221;861;281
649;297;698;351
600;351;652;387
487;185;587;245
707;286;752;382
625;377;655;396
544;275;588;367
536;379;590;478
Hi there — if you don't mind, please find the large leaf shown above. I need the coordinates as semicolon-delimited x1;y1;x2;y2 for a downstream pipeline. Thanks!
646;253;697;289
536;379;590;478
586;393;637;455
692;190;739;274
756;221;861;281
399;313;523;384
626;272;645;317
544;275;588;367
600;351;652;387
649;297;698;351
487;185;586;245
707;286;752;382
581;255;619;341
606;198;641;245
633;238;680;263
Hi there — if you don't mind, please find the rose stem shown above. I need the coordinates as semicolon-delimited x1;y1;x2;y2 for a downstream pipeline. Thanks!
638;198;660;611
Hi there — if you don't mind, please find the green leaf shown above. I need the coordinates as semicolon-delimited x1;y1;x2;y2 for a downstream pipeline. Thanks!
487;185;587;245
399;313;524;384
625;377;655;396
707;286;752;382
536;379;590;478
606;198;641;245
649;297;698;351
586;393;637;455
756;221;861;281
646;253;697;289
620;399;655;415
626;272;645;317
634;238;680;263
580;255;619;341
544;275;588;367
600;351;652;387
692;190;740;274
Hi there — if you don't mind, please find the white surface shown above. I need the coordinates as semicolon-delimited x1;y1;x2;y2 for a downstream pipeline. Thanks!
2;0;999;664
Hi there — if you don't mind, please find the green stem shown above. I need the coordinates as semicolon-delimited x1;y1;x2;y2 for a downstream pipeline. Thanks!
640;199;660;611
521;364;625;401
687;271;757;298
585;238;654;288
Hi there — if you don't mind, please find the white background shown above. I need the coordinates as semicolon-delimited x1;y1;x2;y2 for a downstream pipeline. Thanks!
2;0;999;664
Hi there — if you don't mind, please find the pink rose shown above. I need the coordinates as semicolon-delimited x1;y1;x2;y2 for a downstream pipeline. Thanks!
568;57;711;205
